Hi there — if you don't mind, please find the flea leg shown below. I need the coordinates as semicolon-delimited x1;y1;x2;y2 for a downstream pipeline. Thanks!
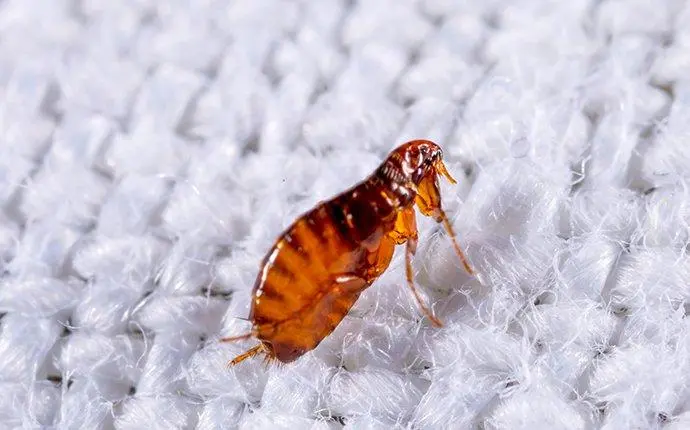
393;207;443;328
317;274;368;331
219;333;253;343
226;343;267;367
405;239;443;328
437;208;475;276
415;173;475;276
256;274;367;363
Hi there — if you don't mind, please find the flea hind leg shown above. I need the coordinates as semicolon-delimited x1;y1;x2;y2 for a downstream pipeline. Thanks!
260;274;368;361
226;343;268;367
317;274;368;332
393;207;443;328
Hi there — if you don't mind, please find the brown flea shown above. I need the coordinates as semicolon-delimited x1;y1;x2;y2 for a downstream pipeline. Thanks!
221;140;475;365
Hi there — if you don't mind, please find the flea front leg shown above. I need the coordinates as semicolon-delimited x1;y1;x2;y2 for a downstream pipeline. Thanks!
415;174;475;275
392;207;443;328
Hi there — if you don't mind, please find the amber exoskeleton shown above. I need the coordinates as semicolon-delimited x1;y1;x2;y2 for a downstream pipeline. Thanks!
222;139;475;365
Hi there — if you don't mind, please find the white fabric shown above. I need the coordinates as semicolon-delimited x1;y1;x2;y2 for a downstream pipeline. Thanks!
1;0;690;428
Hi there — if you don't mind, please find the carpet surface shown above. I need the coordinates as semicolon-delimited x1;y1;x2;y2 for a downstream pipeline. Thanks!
1;0;690;429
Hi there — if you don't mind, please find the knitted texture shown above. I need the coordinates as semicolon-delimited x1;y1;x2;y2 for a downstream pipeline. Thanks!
1;0;689;429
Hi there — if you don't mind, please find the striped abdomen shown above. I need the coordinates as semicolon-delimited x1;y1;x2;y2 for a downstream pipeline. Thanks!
250;173;413;362
226;139;465;365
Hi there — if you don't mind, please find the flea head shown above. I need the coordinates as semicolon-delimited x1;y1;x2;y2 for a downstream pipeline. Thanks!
398;140;455;186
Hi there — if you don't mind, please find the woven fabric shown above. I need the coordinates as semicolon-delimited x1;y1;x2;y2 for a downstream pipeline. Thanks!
1;0;690;429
